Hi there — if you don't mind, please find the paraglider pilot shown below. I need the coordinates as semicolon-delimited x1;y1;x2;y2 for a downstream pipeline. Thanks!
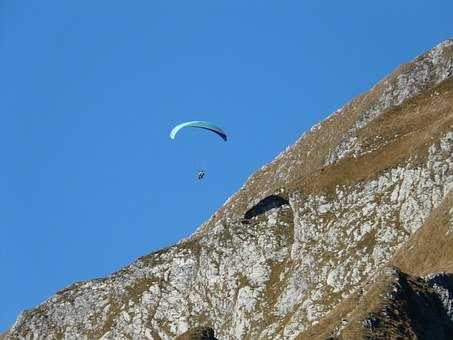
197;170;205;180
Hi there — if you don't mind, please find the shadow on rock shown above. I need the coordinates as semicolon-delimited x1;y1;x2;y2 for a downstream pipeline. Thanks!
176;326;218;340
244;195;289;220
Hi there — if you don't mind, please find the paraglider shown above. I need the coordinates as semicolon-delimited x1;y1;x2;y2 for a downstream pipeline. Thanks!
170;121;227;180
170;121;227;141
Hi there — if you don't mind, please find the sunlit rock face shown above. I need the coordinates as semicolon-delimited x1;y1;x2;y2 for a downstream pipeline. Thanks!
325;39;453;166
6;40;453;339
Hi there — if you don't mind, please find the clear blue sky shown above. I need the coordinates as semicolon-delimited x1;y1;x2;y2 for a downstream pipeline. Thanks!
1;0;452;330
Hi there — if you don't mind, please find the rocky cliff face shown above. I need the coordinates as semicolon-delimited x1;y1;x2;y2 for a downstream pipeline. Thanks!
6;40;453;340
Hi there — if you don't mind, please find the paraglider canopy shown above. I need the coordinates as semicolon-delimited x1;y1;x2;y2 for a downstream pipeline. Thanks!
170;121;227;141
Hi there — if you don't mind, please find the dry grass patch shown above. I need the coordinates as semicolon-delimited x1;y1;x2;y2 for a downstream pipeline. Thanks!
289;77;453;196
392;191;453;276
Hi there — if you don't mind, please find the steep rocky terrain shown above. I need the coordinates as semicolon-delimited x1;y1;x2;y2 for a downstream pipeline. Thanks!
5;40;453;339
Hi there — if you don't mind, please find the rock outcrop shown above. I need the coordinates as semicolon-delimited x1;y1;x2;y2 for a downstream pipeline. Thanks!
5;40;453;339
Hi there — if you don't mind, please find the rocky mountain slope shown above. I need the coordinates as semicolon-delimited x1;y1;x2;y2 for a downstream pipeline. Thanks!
5;39;453;339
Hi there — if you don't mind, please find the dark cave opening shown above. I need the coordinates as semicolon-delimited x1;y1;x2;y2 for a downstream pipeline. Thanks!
244;195;289;220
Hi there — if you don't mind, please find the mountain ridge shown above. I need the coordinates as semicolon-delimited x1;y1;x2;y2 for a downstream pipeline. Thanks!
192;39;452;239
5;39;453;339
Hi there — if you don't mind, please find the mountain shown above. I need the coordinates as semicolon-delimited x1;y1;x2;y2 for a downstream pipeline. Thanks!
5;39;453;339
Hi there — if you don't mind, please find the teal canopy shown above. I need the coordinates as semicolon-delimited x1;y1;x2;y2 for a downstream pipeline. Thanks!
170;121;227;141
